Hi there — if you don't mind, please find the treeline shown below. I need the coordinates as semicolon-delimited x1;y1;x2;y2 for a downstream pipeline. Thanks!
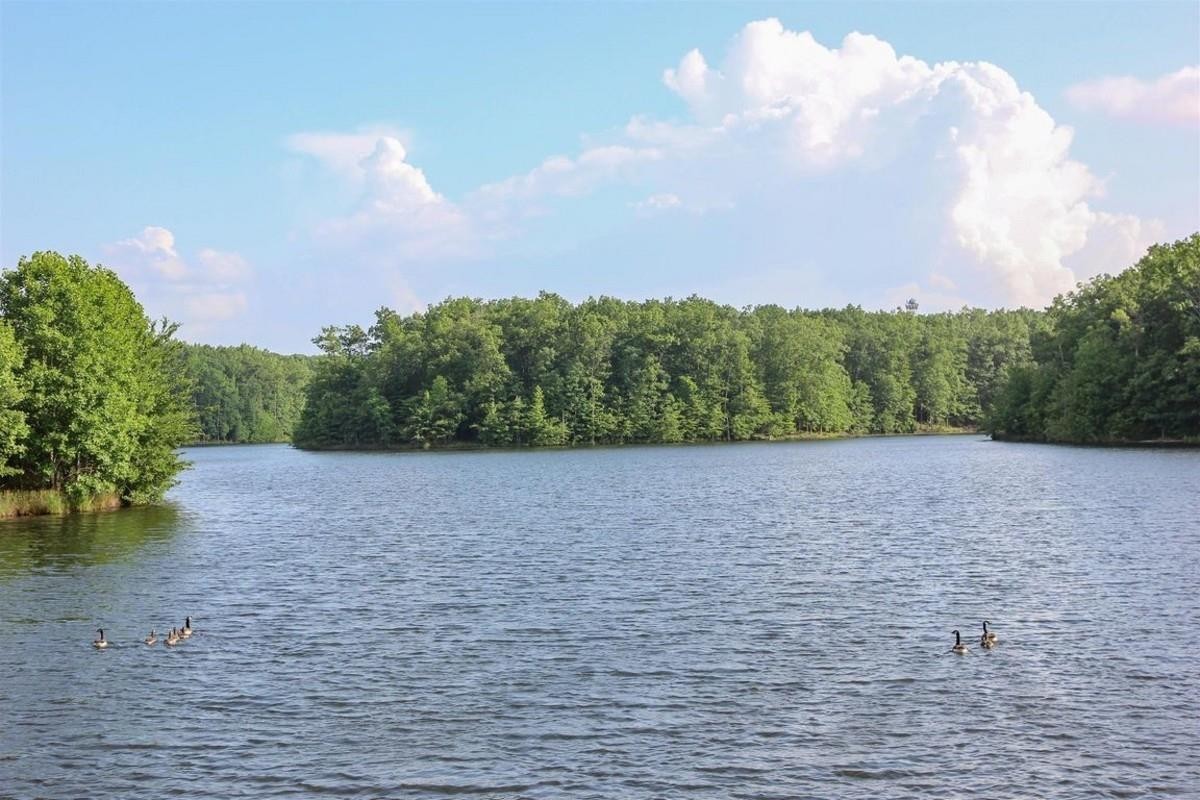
989;234;1199;443
184;345;312;443
1;253;193;513
294;294;1041;449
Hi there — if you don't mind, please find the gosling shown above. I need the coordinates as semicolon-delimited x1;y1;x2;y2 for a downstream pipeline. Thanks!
165;628;180;646
950;629;969;654
144;630;158;646
92;628;109;649
981;620;999;646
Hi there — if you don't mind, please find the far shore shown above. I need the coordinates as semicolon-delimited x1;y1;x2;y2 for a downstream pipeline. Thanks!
991;433;1200;449
290;426;982;453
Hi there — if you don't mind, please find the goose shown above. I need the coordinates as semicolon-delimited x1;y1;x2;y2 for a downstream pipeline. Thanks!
179;617;193;639
92;629;109;649
950;629;969;654
144;629;158;646
165;628;180;646
981;620;999;646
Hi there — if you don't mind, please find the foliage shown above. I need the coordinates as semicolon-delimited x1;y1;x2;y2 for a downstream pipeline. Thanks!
988;234;1200;443
0;252;196;505
0;319;28;477
295;292;1040;449
184;344;313;443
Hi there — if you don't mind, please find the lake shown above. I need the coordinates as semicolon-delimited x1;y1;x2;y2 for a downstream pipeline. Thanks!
1;436;1198;798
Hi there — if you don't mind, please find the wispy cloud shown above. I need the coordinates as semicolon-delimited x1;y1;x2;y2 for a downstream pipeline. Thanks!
1066;66;1200;128
105;226;252;335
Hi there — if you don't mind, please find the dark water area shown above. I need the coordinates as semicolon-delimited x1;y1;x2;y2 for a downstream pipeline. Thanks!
1;437;1198;798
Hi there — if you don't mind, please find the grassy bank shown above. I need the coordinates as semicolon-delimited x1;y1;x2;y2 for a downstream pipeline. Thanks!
0;490;123;519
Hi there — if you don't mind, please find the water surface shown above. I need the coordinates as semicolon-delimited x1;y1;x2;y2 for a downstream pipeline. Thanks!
1;437;1198;798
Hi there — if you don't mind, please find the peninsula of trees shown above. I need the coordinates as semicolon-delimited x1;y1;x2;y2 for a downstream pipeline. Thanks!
294;235;1198;450
293;296;1039;449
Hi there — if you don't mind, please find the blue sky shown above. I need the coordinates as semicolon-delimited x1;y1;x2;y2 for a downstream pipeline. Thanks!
2;1;1198;352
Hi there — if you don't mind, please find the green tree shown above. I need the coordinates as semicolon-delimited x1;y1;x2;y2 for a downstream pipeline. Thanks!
989;233;1199;442
403;375;463;447
0;252;196;504
0;320;29;477
524;385;568;446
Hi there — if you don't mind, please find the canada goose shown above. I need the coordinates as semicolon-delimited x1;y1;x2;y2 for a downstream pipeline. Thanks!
144;630;158;646
950;629;969;654
165;628;180;646
180;617;192;638
92;629;109;649
980;637;996;649
981;620;998;645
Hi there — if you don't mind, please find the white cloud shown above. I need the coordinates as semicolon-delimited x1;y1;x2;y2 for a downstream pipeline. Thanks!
1066;66;1200;127
631;193;682;214
285;125;411;180
104;227;254;334
474;144;663;206
196;248;251;281
291;132;475;265
1066;211;1167;281
652;20;1155;306
286;19;1168;311
112;226;188;280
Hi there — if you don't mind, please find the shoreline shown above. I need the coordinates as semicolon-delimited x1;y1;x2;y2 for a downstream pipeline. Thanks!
183;439;292;447
990;433;1200;449
292;427;983;453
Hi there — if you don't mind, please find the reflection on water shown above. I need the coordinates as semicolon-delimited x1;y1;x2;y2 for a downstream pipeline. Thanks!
0;438;1198;798
0;504;183;578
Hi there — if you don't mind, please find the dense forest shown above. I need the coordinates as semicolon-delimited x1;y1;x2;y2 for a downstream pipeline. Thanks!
3;235;1194;518
183;345;312;443
989;234;1199;443
295;236;1199;450
293;293;1042;449
0;253;194;514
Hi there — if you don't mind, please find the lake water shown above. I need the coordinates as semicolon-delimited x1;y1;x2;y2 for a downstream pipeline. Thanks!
1;436;1198;798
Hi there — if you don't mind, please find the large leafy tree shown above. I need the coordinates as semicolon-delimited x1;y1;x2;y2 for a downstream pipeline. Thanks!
0;252;196;503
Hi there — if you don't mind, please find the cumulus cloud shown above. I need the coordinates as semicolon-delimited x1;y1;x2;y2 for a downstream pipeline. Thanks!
1066;66;1200;127
111;226;188;280
285;125;411;180
290;131;474;266
105;227;252;335
288;19;1167;311
653;19;1155;306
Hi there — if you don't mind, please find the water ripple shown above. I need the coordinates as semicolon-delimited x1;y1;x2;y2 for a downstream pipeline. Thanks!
1;438;1198;798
